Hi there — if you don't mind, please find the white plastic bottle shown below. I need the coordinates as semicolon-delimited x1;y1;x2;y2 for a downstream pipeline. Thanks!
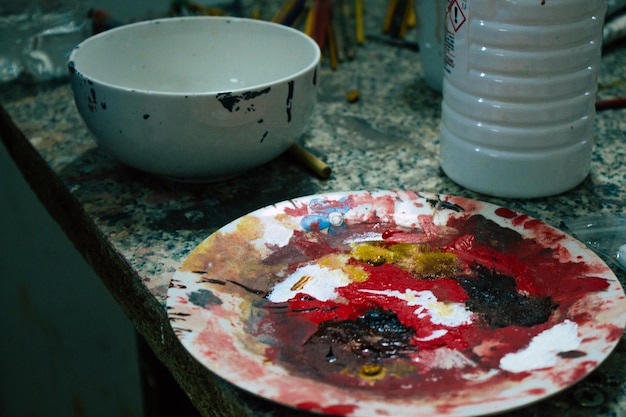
439;0;607;198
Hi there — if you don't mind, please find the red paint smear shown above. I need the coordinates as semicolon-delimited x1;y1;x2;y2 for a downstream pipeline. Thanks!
604;324;626;343
521;217;570;249
290;229;339;259
381;229;430;243
418;214;439;238
446;235;541;295
343;264;471;350
283;204;309;217
285;262;468;327
523;219;544;231
445;231;610;305
462;323;551;368
280;262;473;351
297;402;358;415
495;207;518;219
264;214;611;375
250;200;618;399
526;387;547;396
551;360;598;387
351;262;469;303
353;193;397;223
511;214;530;227
452;195;482;212
382;229;402;239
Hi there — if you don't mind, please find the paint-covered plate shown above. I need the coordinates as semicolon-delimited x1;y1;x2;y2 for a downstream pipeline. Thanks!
167;190;626;416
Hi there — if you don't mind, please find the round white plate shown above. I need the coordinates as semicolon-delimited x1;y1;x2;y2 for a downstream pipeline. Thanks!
167;190;626;416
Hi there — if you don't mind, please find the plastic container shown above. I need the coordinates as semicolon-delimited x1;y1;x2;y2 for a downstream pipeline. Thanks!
0;0;89;83
415;0;447;92
439;0;607;198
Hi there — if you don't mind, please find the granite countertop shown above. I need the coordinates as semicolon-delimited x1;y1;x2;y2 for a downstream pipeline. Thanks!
2;3;626;416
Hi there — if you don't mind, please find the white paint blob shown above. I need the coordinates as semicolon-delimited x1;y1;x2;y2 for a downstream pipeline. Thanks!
267;263;351;302
499;320;581;373
359;289;474;327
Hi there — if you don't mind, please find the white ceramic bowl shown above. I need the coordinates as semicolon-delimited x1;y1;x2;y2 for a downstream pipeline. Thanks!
68;16;320;181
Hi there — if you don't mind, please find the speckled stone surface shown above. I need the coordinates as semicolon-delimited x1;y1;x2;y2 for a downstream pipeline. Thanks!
2;3;626;416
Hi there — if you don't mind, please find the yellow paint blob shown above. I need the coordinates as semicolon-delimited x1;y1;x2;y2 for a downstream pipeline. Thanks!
350;244;395;265
317;253;370;283
344;264;369;283
318;253;349;269
350;242;459;278
358;363;386;382
235;215;265;240
408;250;458;278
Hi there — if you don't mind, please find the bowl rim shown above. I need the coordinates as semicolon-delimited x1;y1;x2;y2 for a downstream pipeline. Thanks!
68;16;321;96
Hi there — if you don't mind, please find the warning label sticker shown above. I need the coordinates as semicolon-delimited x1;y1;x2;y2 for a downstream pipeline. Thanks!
447;0;466;33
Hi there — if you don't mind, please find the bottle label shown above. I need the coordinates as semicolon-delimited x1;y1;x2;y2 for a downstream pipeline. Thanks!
443;0;469;77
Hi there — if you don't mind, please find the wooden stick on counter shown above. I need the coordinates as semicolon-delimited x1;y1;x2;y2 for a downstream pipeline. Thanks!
287;143;332;179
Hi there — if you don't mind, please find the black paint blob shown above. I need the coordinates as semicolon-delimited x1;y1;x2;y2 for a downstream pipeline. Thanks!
305;307;416;360
188;289;222;308
286;80;294;122
458;263;557;328
216;88;271;112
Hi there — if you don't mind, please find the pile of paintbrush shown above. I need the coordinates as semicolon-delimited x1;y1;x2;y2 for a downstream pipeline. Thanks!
382;0;416;40
270;0;363;70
